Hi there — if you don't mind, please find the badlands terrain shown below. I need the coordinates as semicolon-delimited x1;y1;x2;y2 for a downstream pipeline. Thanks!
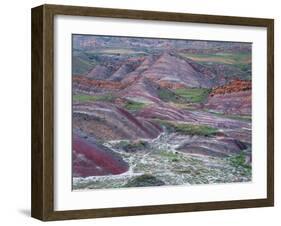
72;36;252;189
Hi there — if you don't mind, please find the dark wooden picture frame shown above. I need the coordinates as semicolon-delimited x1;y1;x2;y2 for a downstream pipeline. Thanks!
31;4;274;221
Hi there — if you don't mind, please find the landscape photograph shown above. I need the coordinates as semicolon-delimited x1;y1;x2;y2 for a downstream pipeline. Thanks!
72;35;252;190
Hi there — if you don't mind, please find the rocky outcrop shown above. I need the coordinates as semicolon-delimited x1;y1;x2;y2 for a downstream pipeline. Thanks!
73;76;128;93
205;80;252;115
156;80;187;89
205;91;251;115
210;80;251;96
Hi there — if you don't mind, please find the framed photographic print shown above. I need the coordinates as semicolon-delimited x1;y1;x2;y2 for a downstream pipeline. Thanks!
31;4;274;221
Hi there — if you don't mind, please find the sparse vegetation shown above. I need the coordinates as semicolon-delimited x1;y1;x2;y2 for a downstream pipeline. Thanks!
72;50;96;75
115;140;149;152
179;52;251;65
155;120;219;136
157;88;183;103
205;110;252;121
236;63;251;72
124;100;147;111
73;93;116;102
157;87;210;104
158;150;181;162
72;56;96;75
125;174;165;187
85;48;148;57
174;88;211;103
229;153;251;170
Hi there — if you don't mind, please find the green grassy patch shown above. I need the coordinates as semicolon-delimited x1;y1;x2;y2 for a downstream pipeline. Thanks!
157;87;210;104
158;150;181;162
155;120;219;136
73;93;116;102
228;153;251;170
158;150;178;158
157;88;183;103
174;88;211;103
124;100;148;111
